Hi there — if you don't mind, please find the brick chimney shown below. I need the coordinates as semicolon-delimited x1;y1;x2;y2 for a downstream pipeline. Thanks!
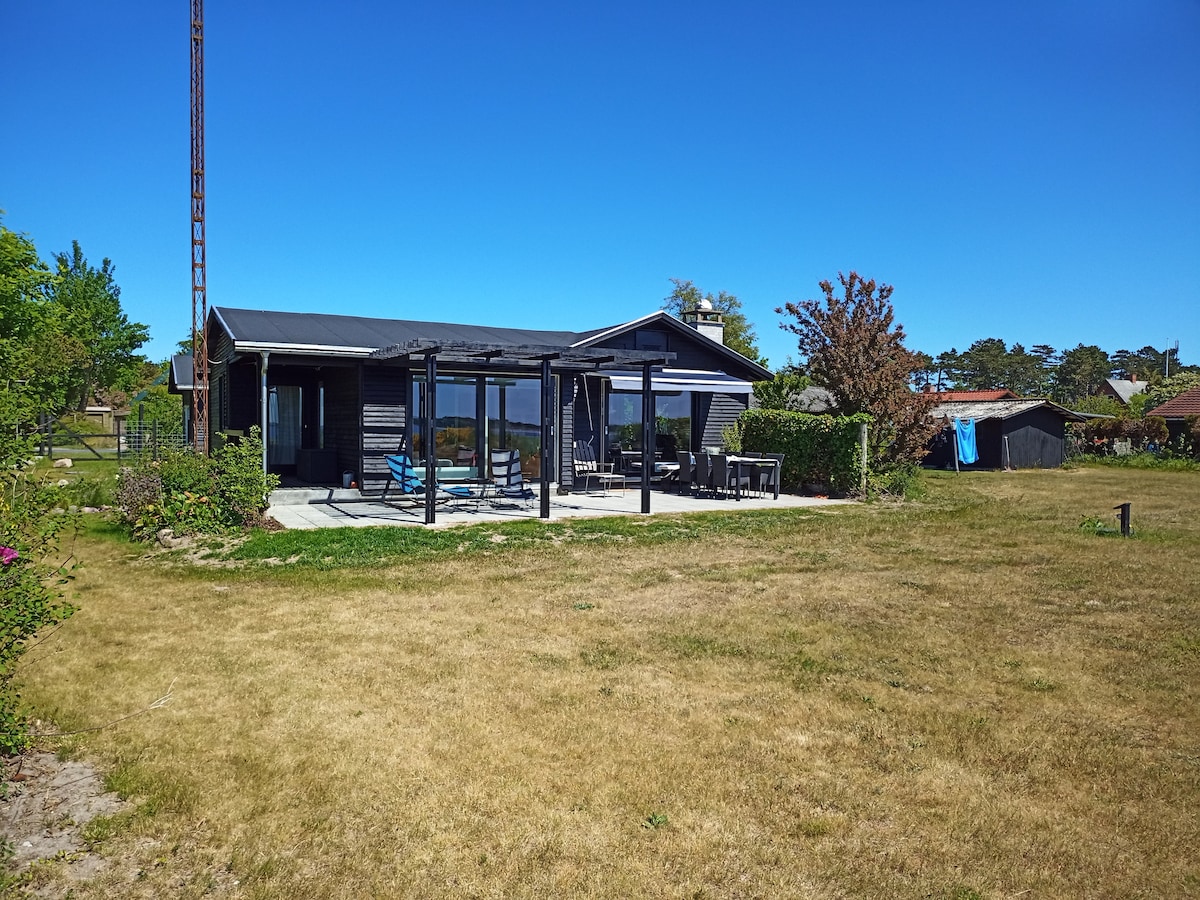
681;298;725;344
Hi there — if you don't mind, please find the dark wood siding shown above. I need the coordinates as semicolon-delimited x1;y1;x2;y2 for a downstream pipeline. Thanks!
925;409;1067;469
559;374;577;489
322;366;361;484
1005;408;1066;468
226;361;259;434
697;393;749;449
360;366;408;493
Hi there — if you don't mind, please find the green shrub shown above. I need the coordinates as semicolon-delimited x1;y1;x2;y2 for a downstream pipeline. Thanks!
0;458;76;755
115;427;279;539
738;409;871;495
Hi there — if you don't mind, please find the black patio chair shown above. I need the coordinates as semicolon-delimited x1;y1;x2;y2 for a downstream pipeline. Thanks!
693;452;711;498
675;450;695;495
711;454;751;499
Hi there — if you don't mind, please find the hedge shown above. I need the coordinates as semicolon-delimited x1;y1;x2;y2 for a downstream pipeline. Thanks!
738;409;871;495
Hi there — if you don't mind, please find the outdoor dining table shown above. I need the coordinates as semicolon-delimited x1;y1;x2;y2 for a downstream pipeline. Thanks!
726;455;781;501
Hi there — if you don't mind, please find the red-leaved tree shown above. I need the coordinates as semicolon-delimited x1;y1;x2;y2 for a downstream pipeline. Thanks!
777;271;938;466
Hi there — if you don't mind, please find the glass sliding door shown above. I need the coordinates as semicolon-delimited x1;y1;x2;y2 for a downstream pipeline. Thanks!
409;373;547;479
411;375;480;477
486;376;542;478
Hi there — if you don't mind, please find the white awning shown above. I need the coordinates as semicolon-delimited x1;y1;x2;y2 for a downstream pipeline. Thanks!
604;368;755;395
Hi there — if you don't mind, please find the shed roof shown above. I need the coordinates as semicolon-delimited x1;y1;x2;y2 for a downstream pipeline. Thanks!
930;398;1087;422
1146;384;1200;418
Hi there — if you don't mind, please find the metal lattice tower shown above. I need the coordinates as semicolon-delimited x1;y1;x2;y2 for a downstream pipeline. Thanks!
190;0;209;453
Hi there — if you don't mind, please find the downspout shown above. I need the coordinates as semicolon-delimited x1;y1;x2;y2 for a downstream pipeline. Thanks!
260;351;270;474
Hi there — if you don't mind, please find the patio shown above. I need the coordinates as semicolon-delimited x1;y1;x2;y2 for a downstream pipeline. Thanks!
267;484;851;530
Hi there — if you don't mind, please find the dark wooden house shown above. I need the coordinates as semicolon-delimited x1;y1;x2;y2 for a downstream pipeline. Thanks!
176;306;770;495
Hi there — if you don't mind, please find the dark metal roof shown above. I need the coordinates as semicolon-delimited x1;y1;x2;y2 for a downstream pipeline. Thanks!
212;307;581;351
209;306;772;382
170;354;195;391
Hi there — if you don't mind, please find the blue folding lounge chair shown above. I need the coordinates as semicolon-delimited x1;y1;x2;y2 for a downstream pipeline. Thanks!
382;453;479;506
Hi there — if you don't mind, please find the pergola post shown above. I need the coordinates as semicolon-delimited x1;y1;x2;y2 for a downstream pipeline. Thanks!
540;356;553;519
424;353;437;525
641;360;653;514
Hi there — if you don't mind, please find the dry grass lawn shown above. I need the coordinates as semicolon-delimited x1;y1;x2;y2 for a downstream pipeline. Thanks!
10;467;1200;898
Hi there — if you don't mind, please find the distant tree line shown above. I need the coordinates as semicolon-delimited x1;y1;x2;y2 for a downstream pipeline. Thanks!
917;340;1197;408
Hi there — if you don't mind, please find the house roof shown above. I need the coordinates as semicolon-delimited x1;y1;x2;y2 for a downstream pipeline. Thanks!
212;307;581;357
931;389;1019;401
208;306;772;381
929;398;1087;423
170;353;196;391
1146;384;1200;418
1102;377;1147;404
569;310;772;381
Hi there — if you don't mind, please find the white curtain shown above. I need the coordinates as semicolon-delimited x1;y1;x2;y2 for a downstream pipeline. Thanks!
268;386;301;466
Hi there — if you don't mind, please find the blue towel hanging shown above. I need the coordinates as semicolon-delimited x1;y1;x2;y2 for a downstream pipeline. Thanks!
955;418;978;465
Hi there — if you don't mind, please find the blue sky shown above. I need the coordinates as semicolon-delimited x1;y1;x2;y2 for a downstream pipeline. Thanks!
2;1;1197;370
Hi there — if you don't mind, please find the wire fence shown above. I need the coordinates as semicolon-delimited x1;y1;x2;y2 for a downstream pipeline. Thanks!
35;414;187;462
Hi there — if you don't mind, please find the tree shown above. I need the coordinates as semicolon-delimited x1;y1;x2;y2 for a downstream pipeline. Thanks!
1143;371;1200;413
662;278;766;366
751;364;814;411
0;219;57;450
777;271;938;465
44;241;149;413
1053;344;1112;405
1006;343;1051;396
957;338;1011;390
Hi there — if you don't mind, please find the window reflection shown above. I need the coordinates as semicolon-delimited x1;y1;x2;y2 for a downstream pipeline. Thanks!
606;391;692;458
411;374;543;478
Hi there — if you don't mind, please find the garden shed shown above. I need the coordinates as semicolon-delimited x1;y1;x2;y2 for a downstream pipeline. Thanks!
925;398;1086;469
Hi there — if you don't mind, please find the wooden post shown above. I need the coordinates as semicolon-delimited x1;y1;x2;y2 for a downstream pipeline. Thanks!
540;357;552;519
425;353;437;526
641;361;653;514
859;422;868;494
953;421;960;473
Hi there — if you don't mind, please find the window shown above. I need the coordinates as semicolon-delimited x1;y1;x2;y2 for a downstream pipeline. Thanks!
606;390;692;456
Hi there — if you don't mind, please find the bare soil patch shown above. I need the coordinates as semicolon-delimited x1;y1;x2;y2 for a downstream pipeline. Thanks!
1;750;126;880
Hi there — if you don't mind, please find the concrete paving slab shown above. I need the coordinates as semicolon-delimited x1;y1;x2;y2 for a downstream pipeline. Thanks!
267;485;851;530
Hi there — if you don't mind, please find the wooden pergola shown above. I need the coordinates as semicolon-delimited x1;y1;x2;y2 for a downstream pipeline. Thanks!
370;339;677;524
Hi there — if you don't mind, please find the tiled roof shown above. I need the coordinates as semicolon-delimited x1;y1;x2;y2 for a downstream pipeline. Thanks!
1146;385;1200;418
931;389;1019;401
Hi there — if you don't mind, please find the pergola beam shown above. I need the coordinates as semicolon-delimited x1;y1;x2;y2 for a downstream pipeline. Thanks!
371;339;676;523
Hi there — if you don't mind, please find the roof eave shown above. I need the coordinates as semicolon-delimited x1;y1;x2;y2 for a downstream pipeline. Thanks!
234;341;377;357
573;311;772;381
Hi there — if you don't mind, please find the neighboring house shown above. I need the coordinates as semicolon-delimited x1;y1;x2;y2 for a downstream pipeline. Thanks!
1098;375;1147;407
926;389;1020;401
1145;385;1200;443
792;385;837;412
925;398;1086;469
173;305;771;494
